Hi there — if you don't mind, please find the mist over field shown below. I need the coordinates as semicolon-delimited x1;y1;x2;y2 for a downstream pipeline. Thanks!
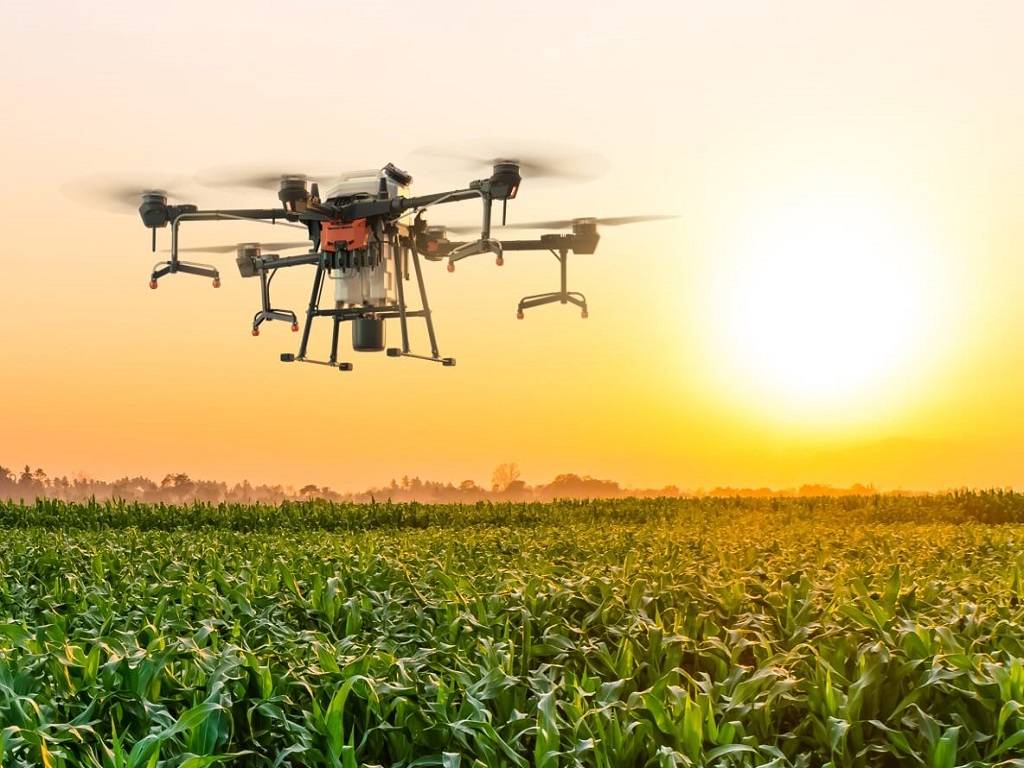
0;461;885;505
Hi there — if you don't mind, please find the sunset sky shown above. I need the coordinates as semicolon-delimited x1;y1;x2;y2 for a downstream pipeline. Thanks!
1;1;1023;491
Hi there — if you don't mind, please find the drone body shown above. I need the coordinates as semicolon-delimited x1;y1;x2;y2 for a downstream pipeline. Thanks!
128;160;673;373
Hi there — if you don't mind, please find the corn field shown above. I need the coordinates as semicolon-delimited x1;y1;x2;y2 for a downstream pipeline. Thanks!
1;495;1024;767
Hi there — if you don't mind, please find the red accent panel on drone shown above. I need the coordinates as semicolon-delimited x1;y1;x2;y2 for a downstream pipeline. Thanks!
322;219;369;252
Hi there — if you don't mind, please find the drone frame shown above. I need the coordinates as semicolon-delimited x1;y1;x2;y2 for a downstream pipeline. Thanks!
139;163;522;371
133;163;672;373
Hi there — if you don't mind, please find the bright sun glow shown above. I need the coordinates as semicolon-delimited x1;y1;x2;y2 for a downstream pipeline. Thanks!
708;198;942;421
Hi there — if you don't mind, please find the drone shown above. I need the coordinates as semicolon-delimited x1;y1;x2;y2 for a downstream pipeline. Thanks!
97;158;674;372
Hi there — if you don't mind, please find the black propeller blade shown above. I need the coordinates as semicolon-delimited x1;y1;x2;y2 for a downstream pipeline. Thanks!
61;174;191;212
443;214;679;234
162;241;312;254
415;141;605;182
195;166;363;192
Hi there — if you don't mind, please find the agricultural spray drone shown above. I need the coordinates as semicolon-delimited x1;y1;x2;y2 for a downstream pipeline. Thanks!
86;156;674;372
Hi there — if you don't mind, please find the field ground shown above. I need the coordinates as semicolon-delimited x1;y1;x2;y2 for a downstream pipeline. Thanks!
1;495;1024;767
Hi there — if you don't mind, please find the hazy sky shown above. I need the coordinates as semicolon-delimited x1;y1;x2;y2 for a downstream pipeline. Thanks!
1;1;1022;491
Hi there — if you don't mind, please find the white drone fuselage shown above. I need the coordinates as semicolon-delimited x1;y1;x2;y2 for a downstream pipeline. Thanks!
323;170;410;308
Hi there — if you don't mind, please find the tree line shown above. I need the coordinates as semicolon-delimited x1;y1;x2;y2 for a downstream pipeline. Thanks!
0;461;879;504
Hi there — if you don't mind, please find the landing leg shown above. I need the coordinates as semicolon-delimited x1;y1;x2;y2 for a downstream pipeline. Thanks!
149;260;220;288
297;261;325;360
329;316;340;365
385;244;453;366
516;248;588;318
410;246;441;359
250;269;298;334
393;237;411;354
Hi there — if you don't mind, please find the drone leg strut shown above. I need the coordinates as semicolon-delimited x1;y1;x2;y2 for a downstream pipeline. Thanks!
516;248;588;318
329;317;341;365
393;241;411;354
283;263;352;371
385;245;453;366
149;260;220;287
175;262;220;280
411;247;441;359
251;269;298;334
297;261;325;360
565;292;587;310
560;247;567;294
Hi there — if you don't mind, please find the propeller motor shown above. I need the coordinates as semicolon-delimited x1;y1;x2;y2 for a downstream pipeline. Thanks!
138;192;170;228
278;176;310;212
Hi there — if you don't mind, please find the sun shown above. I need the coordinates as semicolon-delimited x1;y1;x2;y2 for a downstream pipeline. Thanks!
706;198;943;422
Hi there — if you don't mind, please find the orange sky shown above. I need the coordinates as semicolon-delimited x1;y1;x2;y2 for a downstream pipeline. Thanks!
1;1;1023;491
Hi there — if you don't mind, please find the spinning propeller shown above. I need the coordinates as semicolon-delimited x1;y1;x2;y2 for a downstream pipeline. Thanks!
61;174;192;212
415;142;605;182
194;167;358;192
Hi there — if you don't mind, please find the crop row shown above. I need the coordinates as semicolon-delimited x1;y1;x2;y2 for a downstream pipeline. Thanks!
1;501;1023;765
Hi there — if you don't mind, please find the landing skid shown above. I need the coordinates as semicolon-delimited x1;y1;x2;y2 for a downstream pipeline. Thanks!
251;268;298;335
516;248;588;318
284;240;454;373
518;291;588;318
387;348;456;366
280;353;353;372
149;260;221;288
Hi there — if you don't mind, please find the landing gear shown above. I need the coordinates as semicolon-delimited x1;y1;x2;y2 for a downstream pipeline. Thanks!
280;351;353;372
496;256;504;266
377;240;453;369
281;237;454;374
149;260;219;287
515;248;588;320
149;279;158;290
251;310;297;335
385;347;456;366
251;266;298;338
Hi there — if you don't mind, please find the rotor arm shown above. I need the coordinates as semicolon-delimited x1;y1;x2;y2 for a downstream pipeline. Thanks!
431;234;581;257
170;208;315;224
429;234;584;267
338;187;482;222
495;236;577;252
165;208;318;270
341;178;513;241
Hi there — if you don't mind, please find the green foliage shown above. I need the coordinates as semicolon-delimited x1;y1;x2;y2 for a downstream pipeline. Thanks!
0;495;1023;765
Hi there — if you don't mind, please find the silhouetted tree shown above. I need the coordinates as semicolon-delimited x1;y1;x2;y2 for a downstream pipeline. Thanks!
18;466;40;493
491;463;521;492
